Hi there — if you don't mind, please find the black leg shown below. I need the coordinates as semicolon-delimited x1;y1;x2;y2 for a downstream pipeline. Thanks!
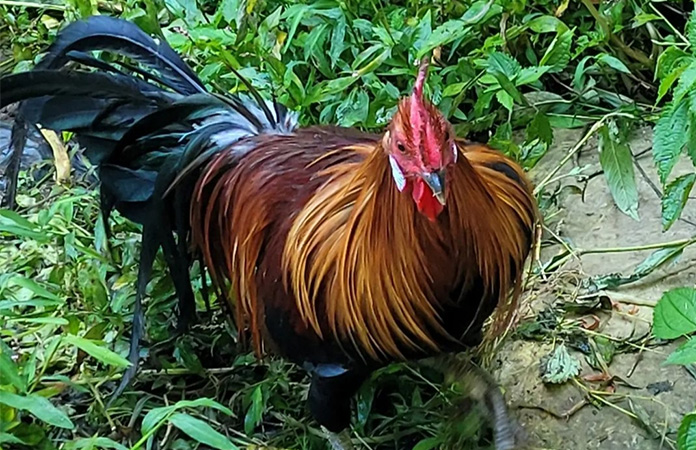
307;366;367;450
307;367;367;433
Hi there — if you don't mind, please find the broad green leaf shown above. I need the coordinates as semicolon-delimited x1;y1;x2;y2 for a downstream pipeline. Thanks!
164;0;205;24
491;72;525;105
461;0;496;24
0;210;36;230
68;0;95;17
661;173;696;230
633;246;684;278
217;0;242;27
0;432;26;445
418;20;469;57
442;82;467;97
653;100;689;184
678;413;696;450
281;4;309;52
597;54;630;73
303;23;329;62
413;437;443;450
169;413;239;450
198;62;224;83
672;60;696;105
656;48;691;80
539;29;572;72
688;9;696;50
487;51;521;78
412;10;433;54
3;300;62;314
336;90;369;127
63;437;128;450
62;335;131;368
0;210;47;241
598;124;639;220
9;276;62;302
520;140;549;170
516;66;551;86
527;15;567;33
540;343;580;384
0;391;74;429
632;13;661;27
573;55;593;92
8;317;69;325
329;16;347;66
356;382;375;427
587;245;685;291
653;288;696;339
0;340;25;392
142;398;233;434
244;385;264;435
526;112;553;145
657;62;689;104
495;90;514;111
689;111;696;165
353;48;390;78
665;339;696;365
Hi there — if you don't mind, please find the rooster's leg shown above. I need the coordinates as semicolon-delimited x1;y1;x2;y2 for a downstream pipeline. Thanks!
307;365;366;450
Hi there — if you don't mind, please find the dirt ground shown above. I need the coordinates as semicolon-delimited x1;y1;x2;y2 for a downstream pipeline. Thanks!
493;127;696;449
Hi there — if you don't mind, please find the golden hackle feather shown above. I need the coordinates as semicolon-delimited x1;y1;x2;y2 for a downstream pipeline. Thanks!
191;136;535;361
283;141;535;361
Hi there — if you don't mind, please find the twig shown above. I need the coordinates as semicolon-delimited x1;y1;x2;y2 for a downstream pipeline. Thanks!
649;3;690;46
627;348;644;378
517;399;588;420
578;236;696;255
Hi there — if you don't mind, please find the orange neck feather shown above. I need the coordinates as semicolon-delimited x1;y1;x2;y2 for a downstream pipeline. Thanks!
282;142;535;361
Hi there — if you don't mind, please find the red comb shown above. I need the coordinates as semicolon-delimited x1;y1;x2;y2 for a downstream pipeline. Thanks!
413;55;430;99
408;54;442;168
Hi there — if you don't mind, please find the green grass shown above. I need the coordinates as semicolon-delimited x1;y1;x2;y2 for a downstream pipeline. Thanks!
2;0;696;448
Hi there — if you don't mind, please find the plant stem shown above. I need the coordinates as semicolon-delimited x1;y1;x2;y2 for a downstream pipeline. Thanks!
649;3;690;46
578;236;696;255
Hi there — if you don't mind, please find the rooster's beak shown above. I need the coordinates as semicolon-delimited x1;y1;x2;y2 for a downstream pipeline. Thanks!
421;170;446;205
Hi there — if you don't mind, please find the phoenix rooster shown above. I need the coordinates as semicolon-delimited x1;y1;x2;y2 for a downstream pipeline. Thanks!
0;16;536;450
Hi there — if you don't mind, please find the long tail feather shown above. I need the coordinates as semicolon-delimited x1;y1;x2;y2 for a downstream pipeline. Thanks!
37;15;204;95
0;15;298;404
0;71;163;106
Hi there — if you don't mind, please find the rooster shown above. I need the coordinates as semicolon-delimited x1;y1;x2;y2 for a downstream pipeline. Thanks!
0;16;536;450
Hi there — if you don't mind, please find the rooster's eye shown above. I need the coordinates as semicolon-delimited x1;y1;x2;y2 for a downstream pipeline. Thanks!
397;143;406;153
444;131;450;141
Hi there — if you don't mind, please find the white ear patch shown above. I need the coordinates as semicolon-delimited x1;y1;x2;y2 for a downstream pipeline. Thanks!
452;142;458;163
389;155;407;191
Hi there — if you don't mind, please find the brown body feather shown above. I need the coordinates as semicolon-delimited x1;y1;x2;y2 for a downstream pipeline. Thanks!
190;126;535;367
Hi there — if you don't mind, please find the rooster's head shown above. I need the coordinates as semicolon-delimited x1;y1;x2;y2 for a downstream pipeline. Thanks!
384;56;457;222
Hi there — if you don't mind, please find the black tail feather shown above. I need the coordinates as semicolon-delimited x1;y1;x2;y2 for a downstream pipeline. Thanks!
0;15;298;405
38;16;204;95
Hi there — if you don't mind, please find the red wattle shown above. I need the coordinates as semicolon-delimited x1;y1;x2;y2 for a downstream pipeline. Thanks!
412;178;444;222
